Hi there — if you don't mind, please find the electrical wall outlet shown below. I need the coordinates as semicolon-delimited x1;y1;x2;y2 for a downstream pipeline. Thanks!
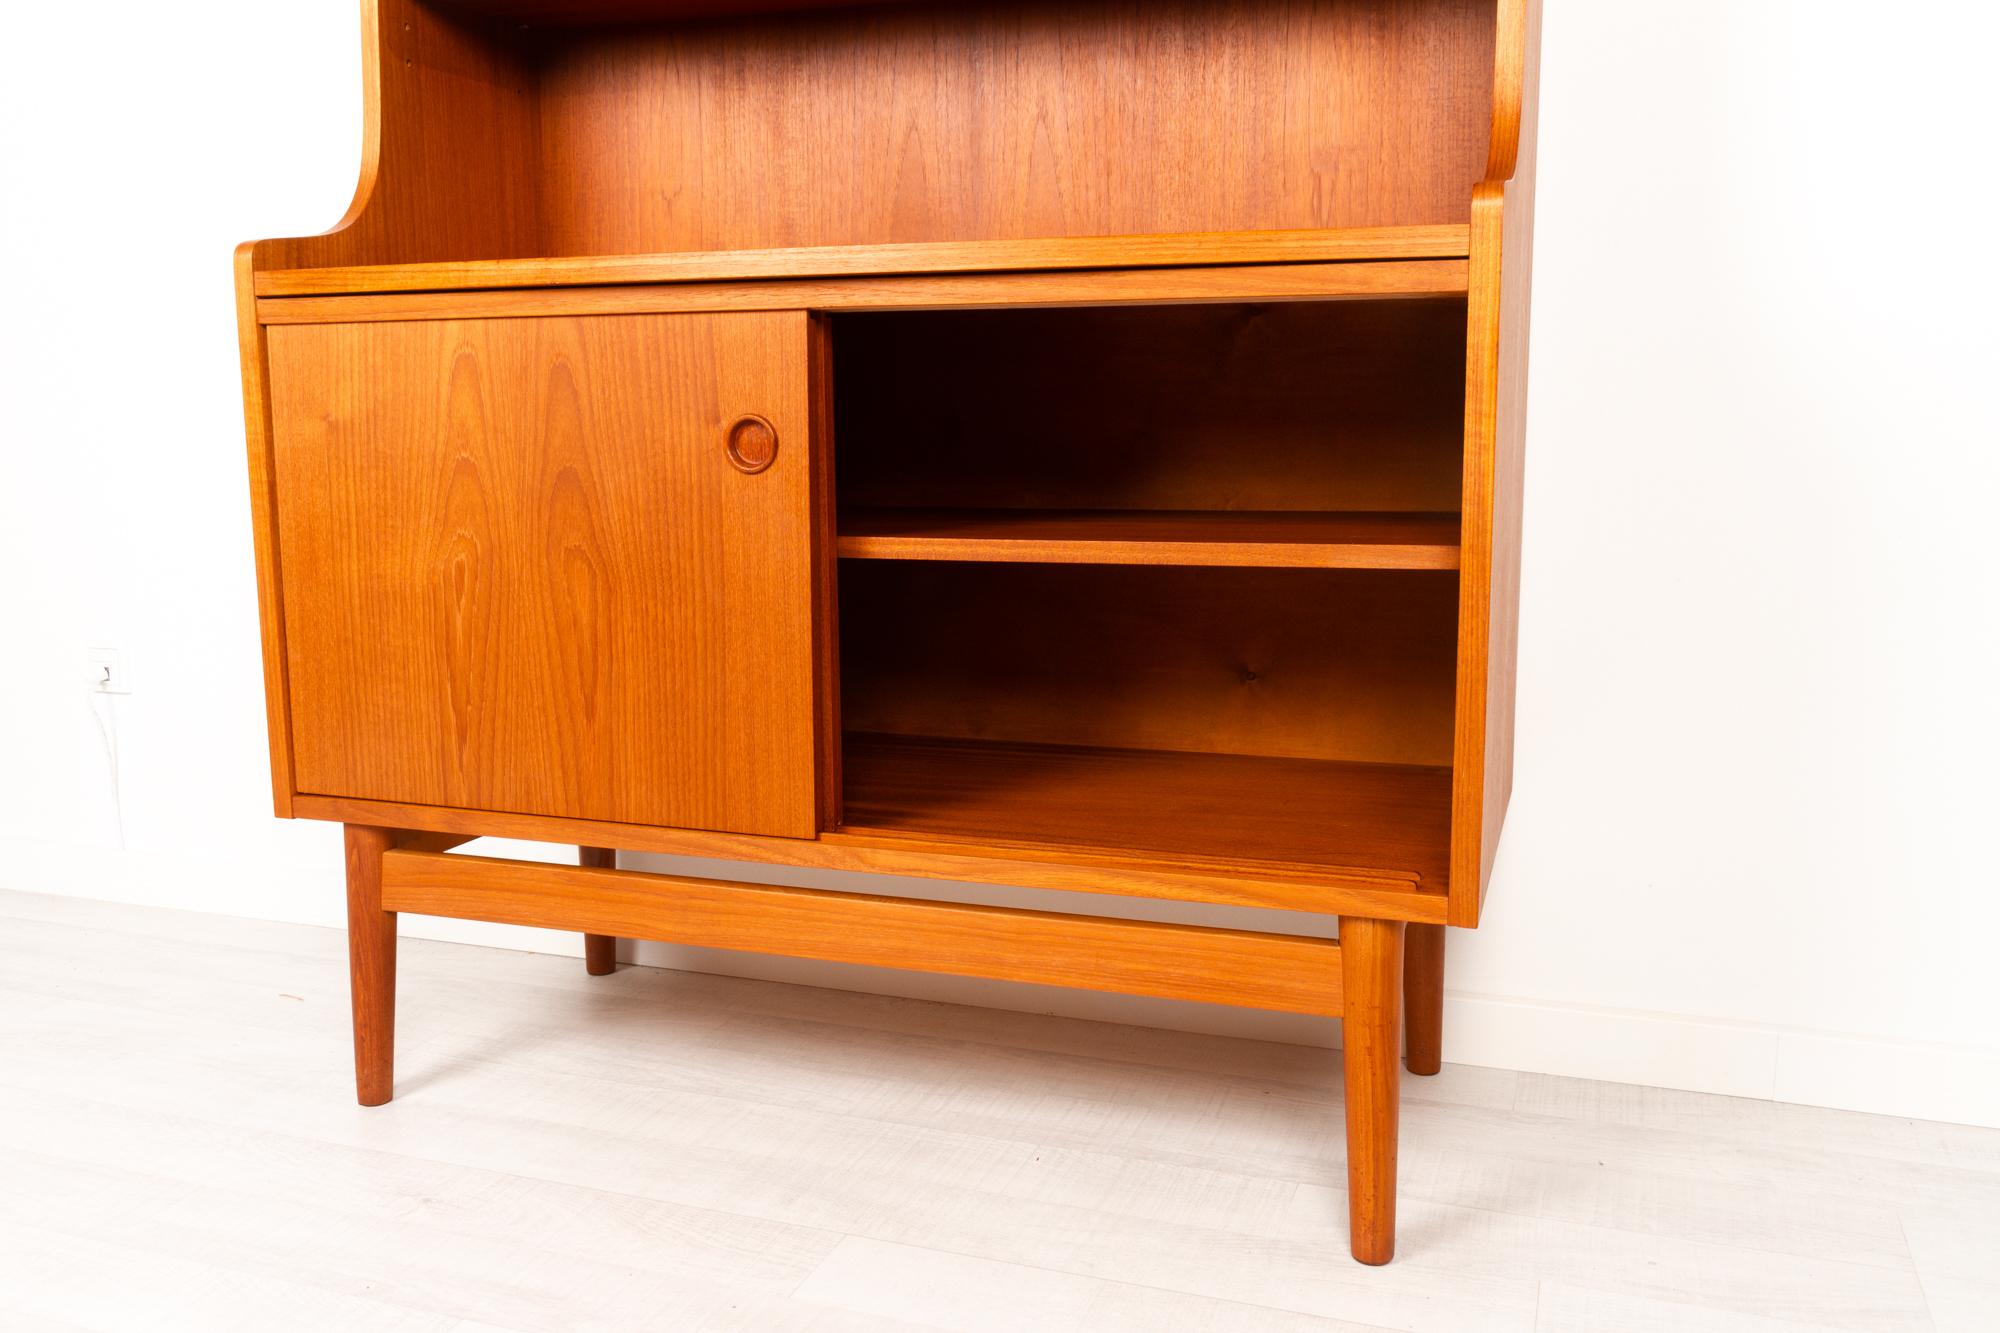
84;645;133;695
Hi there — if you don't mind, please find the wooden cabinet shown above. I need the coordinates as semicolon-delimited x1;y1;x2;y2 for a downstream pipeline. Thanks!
266;312;823;836
234;0;1540;1267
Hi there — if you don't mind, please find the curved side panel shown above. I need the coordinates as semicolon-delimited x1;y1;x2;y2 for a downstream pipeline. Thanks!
1482;0;1537;186
249;0;542;272
236;0;547;813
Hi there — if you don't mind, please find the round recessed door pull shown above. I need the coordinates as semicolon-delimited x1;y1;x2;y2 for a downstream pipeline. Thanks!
725;414;779;474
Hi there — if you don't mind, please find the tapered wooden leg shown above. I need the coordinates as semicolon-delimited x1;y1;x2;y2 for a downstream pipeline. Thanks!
1403;923;1445;1076
1340;915;1405;1265
580;847;617;975
343;825;397;1107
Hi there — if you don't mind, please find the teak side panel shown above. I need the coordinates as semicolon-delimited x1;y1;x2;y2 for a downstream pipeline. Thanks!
536;0;1498;255
1478;0;1542;914
380;848;1348;1016
233;245;297;816
1450;0;1541;925
267;311;820;837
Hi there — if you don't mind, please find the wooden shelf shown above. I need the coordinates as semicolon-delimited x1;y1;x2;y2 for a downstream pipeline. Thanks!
840;733;1452;888
838;509;1461;570
252;225;1472;298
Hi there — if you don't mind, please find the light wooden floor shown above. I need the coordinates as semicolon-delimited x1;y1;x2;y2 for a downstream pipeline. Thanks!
1;889;1994;1332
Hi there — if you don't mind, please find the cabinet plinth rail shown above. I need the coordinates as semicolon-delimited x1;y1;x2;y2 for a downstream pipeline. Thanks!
380;848;1345;1017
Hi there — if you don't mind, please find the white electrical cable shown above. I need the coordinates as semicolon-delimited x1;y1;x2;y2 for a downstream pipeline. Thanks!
86;688;126;851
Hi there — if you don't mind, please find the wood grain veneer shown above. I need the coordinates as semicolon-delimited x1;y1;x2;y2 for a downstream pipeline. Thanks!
268;311;821;836
534;0;1497;257
380;847;1349;1017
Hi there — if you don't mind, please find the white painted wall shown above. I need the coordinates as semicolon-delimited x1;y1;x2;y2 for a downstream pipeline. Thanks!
3;1;1996;1127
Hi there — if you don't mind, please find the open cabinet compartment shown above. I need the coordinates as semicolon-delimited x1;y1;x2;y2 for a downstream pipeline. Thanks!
830;298;1468;894
837;563;1460;883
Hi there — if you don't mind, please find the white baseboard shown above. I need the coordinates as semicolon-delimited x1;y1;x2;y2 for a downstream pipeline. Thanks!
605;940;2000;1129
5;834;1996;1129
1440;991;2000;1127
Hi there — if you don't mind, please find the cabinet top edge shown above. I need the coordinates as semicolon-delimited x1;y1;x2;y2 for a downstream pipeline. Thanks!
251;227;1474;299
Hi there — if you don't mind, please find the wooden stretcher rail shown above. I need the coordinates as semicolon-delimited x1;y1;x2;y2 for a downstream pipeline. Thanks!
379;848;1347;1016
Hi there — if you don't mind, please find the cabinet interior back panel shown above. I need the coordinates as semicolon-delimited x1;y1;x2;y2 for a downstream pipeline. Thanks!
533;0;1498;255
841;563;1461;767
836;299;1469;514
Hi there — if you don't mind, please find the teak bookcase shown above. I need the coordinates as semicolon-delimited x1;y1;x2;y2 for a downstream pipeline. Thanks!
234;0;1540;1265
